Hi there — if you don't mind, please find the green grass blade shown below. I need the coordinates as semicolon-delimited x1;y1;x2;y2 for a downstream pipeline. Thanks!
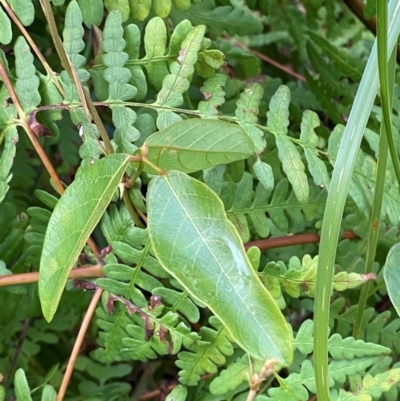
313;1;400;400
353;2;397;339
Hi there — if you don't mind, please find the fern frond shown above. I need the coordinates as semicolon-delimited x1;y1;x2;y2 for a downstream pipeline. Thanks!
104;0;129;21
198;73;227;118
154;24;206;129
0;126;18;203
143;17;169;90
328;125;400;225
336;369;400;401
235;82;265;152
61;1;89;105
308;31;364;81
74;356;132;401
267;85;309;202
331;299;400;354
101;11;139;153
260;255;373;300
299;110;330;188
170;0;263;36
0;202;28;266
8;0;35;26
224;173;325;242
176;316;234;386
209;353;264;395
14;37;40;113
77;0;103;28
0;7;12;45
124;24;147;100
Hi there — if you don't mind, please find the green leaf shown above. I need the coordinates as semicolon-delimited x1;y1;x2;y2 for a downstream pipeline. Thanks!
104;0;130;21
15;369;32;401
78;0;103;27
8;0;34;26
143;119;255;173
0;126;18;203
144;17;169;90
154;24;206;113
14;36;41;113
170;0;263;36
308;31;364;81
210;354;264;395
198;73;226;117
124;24;147;99
166;385;187;401
39;153;131;322
153;0;171;18
0;8;12;45
147;171;293;364
252;158;274;191
40;385;57;401
102;11;136;102
129;0;151;20
300;110;330;189
275;136;309;203
384;243;400;317
267;86;308;202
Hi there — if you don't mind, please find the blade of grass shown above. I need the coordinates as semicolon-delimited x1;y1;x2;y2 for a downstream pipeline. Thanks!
313;1;400;400
353;0;397;339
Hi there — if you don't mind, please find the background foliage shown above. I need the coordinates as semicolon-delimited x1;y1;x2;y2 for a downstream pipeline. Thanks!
1;0;400;400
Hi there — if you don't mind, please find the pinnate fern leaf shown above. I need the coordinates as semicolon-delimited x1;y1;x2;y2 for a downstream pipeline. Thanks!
198;73;227;117
0;7;12;45
170;0;263;36
261;255;374;302
224;174;325;242
267;85;309;202
14;37;40;113
154;24;206;128
176;317;234;386
101;11;139;153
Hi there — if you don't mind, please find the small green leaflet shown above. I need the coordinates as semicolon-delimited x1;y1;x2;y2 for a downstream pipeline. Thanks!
142;119;255;173
384;243;400;317
0;7;12;45
147;171;293;364
39;153;131;322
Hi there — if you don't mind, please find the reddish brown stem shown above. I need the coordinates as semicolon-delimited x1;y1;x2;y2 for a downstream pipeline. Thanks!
57;287;103;401
225;34;306;82
244;230;358;251
0;265;103;287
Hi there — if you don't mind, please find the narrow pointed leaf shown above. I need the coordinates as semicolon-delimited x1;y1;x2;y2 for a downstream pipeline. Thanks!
143;119;255;173
39;153;131;322
384;243;400;317
147;171;293;364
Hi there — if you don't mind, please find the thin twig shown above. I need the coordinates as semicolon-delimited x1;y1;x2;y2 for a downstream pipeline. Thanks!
0;230;360;288
5;318;31;382
244;230;358;250
225;34;306;82
0;265;103;287
57;287;103;401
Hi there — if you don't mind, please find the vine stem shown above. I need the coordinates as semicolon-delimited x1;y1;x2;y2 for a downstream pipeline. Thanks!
57;287;103;401
0;231;358;287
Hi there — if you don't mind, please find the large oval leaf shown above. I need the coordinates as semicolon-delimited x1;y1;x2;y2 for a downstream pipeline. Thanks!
384;243;400;317
39;153;130;321
143;119;255;173
147;171;293;365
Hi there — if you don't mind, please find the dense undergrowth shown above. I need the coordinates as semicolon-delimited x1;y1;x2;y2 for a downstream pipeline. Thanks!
1;0;400;400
